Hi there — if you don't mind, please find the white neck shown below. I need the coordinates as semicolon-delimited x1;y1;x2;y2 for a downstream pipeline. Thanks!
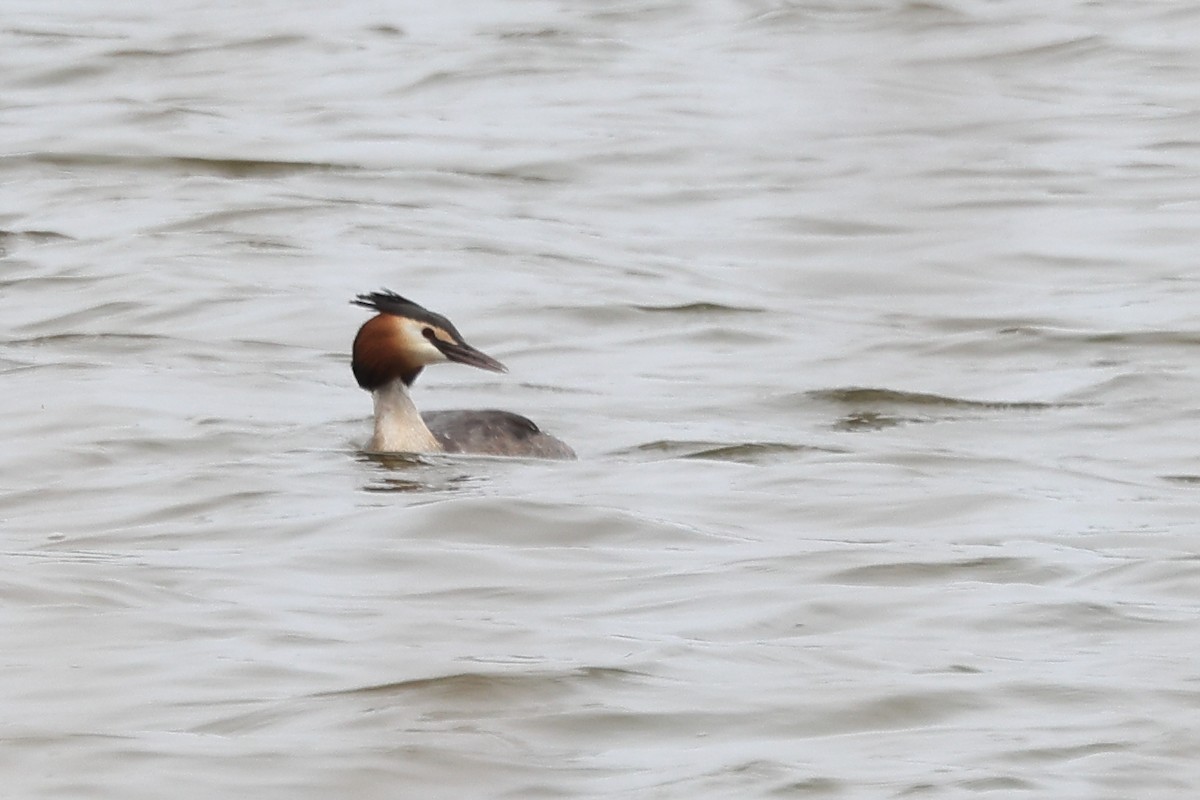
367;379;442;453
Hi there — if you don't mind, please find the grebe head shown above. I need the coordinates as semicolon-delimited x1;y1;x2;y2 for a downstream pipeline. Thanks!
351;290;507;389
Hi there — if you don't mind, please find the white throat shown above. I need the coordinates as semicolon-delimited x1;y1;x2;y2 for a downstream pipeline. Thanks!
368;379;442;453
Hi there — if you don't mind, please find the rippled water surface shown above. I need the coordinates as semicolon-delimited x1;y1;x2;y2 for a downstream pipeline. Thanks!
4;1;1200;798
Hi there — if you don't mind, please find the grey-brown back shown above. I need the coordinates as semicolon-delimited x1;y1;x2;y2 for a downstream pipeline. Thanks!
422;409;576;460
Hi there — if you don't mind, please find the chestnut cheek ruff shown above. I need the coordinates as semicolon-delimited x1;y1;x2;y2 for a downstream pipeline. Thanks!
351;315;424;389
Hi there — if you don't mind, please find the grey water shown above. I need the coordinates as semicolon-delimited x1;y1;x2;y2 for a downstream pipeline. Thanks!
3;1;1200;797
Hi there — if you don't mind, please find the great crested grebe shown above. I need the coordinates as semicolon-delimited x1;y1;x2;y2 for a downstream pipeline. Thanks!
351;290;575;459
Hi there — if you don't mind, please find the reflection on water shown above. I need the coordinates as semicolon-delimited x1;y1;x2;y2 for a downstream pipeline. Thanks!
4;1;1200;797
358;452;487;494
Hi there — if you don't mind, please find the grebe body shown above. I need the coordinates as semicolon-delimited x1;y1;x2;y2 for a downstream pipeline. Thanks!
352;291;574;459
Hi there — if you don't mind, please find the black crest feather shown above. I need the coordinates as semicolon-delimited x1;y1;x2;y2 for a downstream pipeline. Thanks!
352;289;463;340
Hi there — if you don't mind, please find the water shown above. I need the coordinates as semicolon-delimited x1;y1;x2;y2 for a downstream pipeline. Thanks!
3;1;1200;797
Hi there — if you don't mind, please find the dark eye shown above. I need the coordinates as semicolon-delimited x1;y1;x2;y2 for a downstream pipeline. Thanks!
422;327;436;340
